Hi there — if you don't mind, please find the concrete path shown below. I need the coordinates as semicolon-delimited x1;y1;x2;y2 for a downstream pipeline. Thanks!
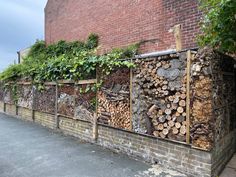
220;154;236;177
0;113;186;177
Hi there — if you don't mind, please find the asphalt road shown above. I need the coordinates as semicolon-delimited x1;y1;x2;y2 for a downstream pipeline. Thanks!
0;113;186;177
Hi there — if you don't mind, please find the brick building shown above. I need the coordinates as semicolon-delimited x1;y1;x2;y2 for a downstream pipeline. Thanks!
45;0;201;53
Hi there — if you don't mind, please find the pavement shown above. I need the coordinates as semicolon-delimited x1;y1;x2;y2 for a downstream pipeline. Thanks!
220;154;236;177
0;113;186;177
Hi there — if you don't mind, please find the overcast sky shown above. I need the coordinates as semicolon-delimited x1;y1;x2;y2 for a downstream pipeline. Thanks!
0;0;47;71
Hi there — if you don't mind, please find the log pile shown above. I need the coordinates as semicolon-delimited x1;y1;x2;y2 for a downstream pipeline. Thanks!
191;47;236;150
211;52;236;143
35;85;56;113
74;84;96;122
17;85;33;108
98;68;131;130
58;84;75;117
191;48;214;150
132;53;187;141
4;86;14;104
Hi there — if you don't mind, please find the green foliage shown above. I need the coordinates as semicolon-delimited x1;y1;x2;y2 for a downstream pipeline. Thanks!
27;40;47;59
3;84;18;104
0;64;25;82
0;33;137;85
199;0;236;53
12;84;18;104
86;33;99;49
111;44;139;59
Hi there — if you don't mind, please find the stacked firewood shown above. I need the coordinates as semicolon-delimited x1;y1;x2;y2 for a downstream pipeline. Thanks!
35;86;56;113
132;53;187;141
98;69;131;130
74;84;96;122
58;84;75;117
190;47;215;150
191;48;236;150
4;86;14;104
211;53;236;143
17;85;33;108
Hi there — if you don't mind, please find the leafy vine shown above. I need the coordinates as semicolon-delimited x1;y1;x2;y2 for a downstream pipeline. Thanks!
0;34;138;89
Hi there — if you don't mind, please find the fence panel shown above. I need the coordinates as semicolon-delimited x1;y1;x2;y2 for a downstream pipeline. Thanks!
58;84;75;117
34;85;56;114
97;68;131;130
74;83;96;122
132;53;188;142
17;84;33;109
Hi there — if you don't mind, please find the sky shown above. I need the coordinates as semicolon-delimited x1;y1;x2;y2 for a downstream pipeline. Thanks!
0;0;47;71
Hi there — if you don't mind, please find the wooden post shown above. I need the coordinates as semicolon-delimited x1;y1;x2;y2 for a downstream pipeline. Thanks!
3;87;6;113
92;69;99;142
15;105;18;116
130;59;133;130
32;85;35;121
92;113;98;142
55;84;59;128
16;104;18;116
15;85;18;116
174;24;182;51
186;50;191;144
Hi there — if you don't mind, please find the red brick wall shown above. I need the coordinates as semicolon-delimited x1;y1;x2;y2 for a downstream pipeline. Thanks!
45;0;201;53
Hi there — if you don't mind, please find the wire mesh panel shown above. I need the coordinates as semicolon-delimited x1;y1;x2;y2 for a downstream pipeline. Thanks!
191;48;236;150
97;68;131;130
191;49;215;150
132;53;187;142
58;84;75;117
213;59;236;143
17;84;33;109
4;85;16;104
34;85;56;114
74;84;96;122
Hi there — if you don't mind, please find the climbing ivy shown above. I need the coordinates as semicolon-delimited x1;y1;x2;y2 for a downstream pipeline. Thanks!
0;34;137;86
3;84;18;104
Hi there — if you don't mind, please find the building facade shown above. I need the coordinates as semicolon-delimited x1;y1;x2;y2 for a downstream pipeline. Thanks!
45;0;201;53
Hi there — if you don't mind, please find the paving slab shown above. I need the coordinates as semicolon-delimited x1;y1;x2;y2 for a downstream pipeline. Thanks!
220;154;236;177
226;155;236;169
0;113;186;177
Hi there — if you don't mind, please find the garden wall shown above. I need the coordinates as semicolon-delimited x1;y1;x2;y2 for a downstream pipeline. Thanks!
0;49;235;177
0;102;212;177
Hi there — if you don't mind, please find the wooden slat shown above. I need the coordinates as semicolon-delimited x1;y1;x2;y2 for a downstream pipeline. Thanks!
174;24;182;51
186;50;191;144
44;82;57;85
47;80;95;85
57;80;74;84
76;79;97;85
17;82;32;85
